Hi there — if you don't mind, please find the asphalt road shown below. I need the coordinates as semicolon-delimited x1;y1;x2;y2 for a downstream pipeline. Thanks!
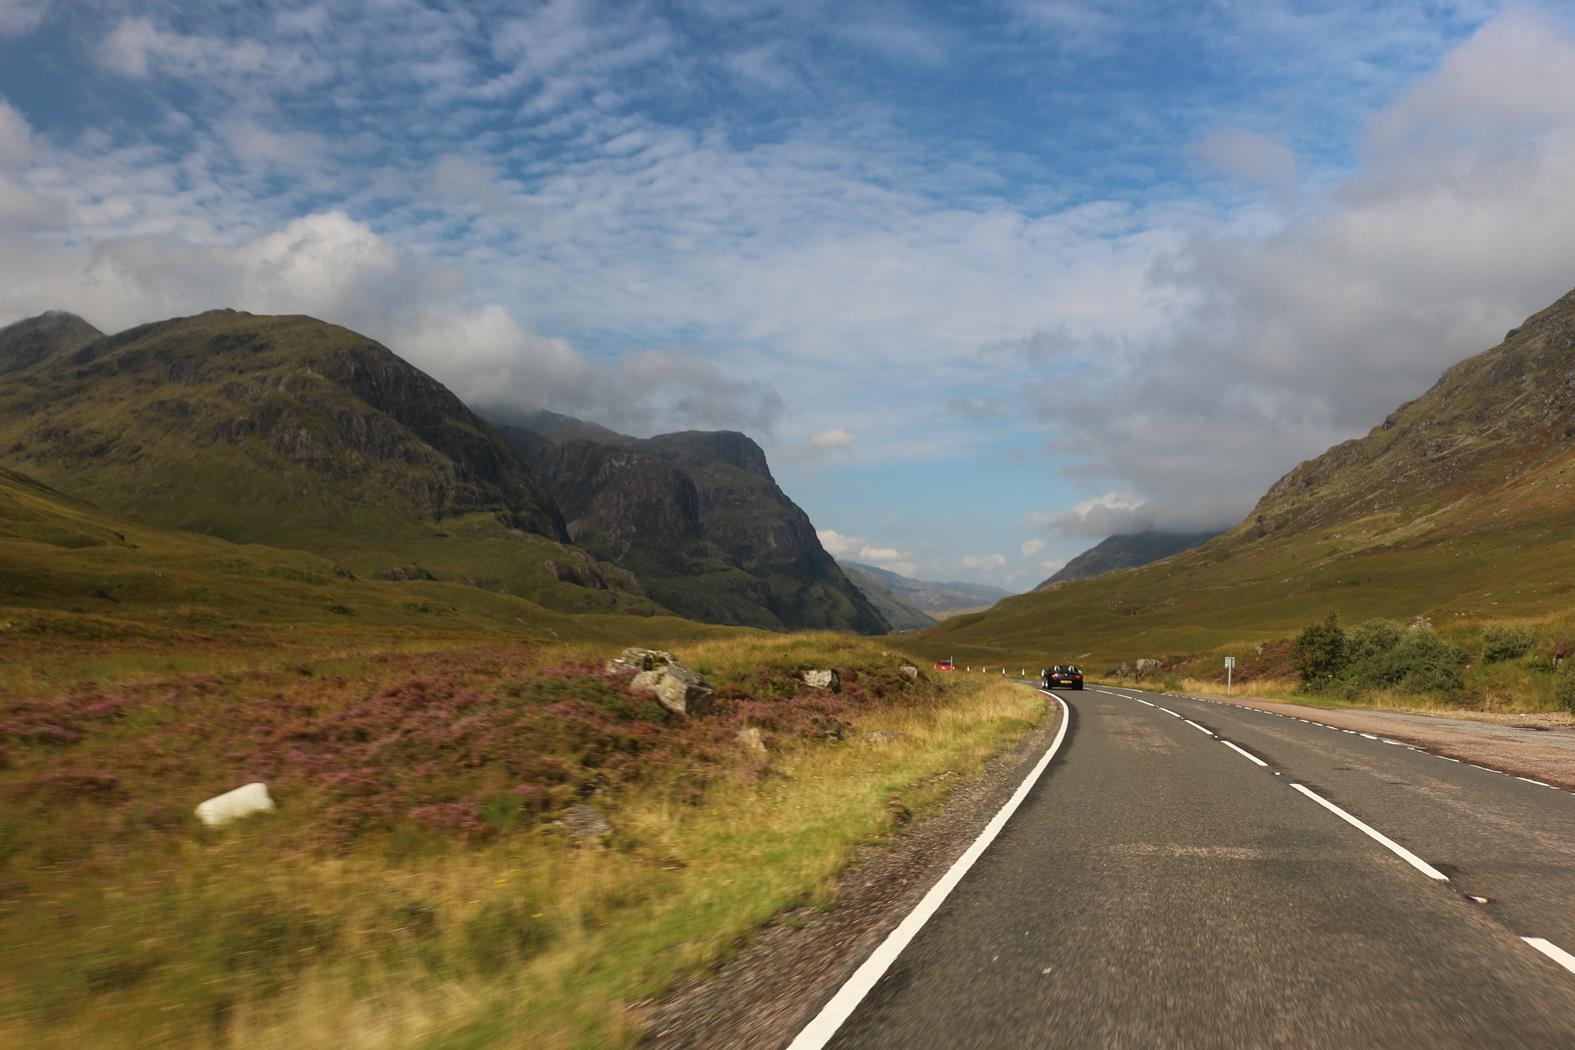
812;684;1575;1049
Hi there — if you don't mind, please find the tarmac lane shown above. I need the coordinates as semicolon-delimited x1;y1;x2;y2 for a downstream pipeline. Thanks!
817;687;1575;1049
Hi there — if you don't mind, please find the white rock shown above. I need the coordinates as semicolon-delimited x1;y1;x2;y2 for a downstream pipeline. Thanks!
803;668;841;691
195;782;276;827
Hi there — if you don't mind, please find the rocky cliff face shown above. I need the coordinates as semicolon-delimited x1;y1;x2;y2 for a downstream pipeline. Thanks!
495;418;891;634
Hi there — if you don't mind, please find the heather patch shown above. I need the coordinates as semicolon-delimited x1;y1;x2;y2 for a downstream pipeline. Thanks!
0;635;1046;1048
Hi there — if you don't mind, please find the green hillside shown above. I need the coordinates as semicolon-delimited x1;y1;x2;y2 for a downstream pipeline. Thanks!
0;309;657;616
0;464;737;690
922;287;1575;703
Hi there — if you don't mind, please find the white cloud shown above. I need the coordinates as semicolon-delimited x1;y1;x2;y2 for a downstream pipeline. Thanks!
97;17;299;81
0;0;48;37
1020;538;1046;557
1025;492;1149;538
1033;9;1575;533
816;529;862;559
0;98;32;167
962;553;1007;569
1190;129;1297;189
809;428;855;449
816;530;916;575
1039;558;1066;574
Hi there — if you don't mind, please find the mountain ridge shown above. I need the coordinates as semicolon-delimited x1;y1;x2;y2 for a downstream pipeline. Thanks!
490;412;891;634
0;308;660;614
919;284;1575;668
1036;530;1221;589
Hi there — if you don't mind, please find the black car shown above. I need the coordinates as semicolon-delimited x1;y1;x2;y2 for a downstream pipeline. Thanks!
1041;664;1084;690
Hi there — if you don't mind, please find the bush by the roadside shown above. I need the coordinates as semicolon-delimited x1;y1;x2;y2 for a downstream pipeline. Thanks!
1482;625;1536;663
1556;669;1575;713
1294;614;1347;685
1293;614;1466;698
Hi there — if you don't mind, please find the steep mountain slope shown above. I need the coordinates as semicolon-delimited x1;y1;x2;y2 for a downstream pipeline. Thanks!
1037;530;1220;588
494;419;891;633
0;310;102;373
922;286;1575;668
0;310;653;614
842;561;1012;616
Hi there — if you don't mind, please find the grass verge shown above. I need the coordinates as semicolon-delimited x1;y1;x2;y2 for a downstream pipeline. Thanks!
1;634;1045;1048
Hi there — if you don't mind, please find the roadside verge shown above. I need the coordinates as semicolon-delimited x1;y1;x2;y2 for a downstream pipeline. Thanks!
639;685;1065;1049
1167;689;1575;790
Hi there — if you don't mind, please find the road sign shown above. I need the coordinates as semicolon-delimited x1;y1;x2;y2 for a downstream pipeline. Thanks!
1224;656;1236;669
1225;656;1235;695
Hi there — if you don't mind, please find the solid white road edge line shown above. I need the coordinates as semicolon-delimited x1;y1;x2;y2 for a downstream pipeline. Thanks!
1522;937;1575;976
1290;783;1449;882
1222;740;1269;767
785;691;1073;1050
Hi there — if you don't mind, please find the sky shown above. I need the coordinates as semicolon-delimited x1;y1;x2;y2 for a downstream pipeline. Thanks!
4;1;1575;590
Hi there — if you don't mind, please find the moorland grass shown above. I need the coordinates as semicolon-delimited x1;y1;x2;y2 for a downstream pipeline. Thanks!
0;631;1046;1048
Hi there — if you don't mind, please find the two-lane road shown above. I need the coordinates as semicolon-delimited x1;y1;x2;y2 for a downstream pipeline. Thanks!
801;684;1575;1048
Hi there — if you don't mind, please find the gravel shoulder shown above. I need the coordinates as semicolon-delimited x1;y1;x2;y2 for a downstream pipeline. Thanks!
636;692;1061;1049
1174;689;1575;790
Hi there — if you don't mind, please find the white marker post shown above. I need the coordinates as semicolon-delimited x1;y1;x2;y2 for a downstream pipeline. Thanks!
1225;656;1236;696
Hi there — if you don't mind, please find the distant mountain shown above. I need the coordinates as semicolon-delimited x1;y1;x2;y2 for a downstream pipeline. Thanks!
839;564;936;631
490;407;635;449
0;309;654;614
492;416;891;634
841;561;1011;617
1036;530;1220;589
923;285;1575;666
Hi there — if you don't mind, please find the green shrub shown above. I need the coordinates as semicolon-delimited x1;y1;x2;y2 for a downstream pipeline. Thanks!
1294;614;1346;684
1482;625;1536;663
1371;631;1467;694
1294;614;1467;697
1346;619;1403;665
1556;671;1575;714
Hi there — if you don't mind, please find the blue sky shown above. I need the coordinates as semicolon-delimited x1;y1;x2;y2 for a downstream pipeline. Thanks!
4;2;1575;588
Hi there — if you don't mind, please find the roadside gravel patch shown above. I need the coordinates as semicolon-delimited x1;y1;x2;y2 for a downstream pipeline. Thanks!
1183;691;1575;790
636;692;1061;1049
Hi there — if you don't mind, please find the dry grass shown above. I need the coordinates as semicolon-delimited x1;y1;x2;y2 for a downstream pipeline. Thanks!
1;635;1045;1048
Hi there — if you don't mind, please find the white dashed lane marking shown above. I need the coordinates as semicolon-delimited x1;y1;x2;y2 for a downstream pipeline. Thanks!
1222;740;1269;767
1523;937;1575;976
1290;783;1450;882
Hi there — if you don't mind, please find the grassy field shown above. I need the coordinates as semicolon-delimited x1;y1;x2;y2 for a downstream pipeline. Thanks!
920;467;1575;713
0;628;1045;1048
0;460;1061;1045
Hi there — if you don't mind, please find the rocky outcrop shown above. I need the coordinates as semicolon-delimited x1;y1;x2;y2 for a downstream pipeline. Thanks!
802;669;840;691
605;647;677;674
631;660;715;717
493;415;891;634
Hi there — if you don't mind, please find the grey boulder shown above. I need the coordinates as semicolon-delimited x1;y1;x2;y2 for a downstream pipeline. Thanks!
631;662;715;716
